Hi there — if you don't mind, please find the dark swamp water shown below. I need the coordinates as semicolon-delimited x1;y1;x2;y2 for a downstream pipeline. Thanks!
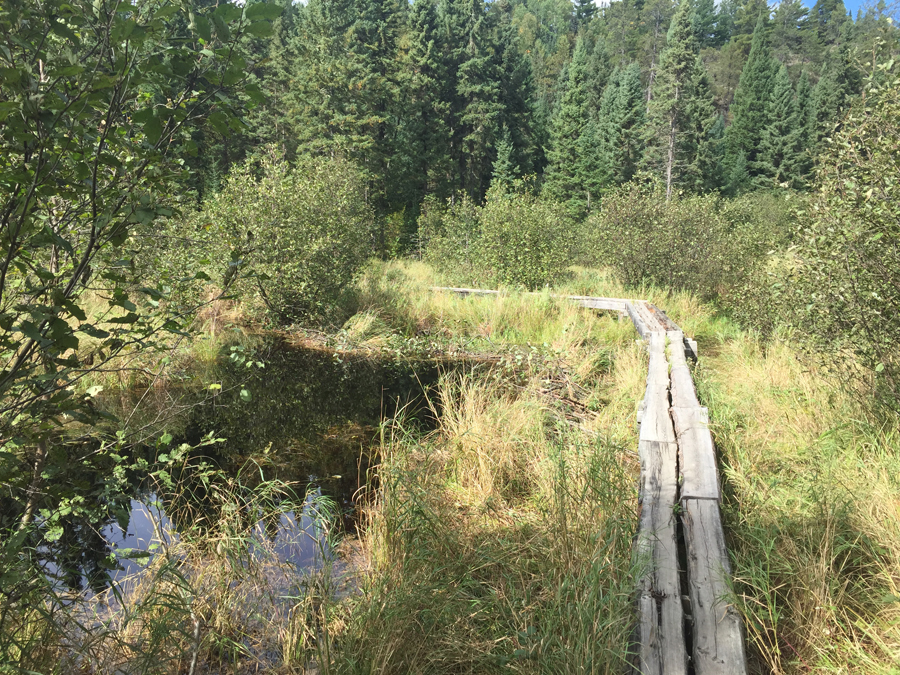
38;338;475;596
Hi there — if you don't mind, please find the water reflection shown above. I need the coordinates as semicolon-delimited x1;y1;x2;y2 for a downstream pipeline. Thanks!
38;338;470;593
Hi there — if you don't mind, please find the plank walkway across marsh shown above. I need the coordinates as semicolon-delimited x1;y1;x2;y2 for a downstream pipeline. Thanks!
433;288;748;675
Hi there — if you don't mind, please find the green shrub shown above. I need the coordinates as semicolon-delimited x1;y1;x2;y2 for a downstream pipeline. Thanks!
791;69;900;408
200;149;374;325
421;184;575;290
478;185;576;290
584;180;790;309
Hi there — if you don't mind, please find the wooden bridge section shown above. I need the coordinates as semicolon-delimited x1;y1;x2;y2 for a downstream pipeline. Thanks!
434;288;747;675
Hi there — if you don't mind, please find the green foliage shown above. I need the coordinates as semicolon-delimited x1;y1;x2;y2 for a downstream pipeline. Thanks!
759;64;806;189
422;185;574;290
0;0;271;535
725;14;777;179
477;185;575;290
584;179;788;301
792;67;900;408
199;150;374;325
643;0;718;199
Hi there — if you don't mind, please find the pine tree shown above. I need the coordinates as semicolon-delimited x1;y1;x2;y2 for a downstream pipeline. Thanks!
811;0;849;47
733;0;770;37
491;124;520;189
544;35;590;213
724;14;776;180
758;64;804;188
393;0;453;212
643;0;711;199
574;0;597;27
771;0;814;70
692;0;717;48
596;63;646;188
713;0;738;46
680;57;719;191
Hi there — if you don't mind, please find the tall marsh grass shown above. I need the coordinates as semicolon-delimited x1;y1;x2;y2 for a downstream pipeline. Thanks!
697;333;900;674
339;372;640;673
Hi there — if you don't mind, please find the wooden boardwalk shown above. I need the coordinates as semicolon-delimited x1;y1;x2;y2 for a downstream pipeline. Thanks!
434;288;748;674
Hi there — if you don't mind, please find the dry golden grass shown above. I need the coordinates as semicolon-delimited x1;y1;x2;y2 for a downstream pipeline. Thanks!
697;330;900;674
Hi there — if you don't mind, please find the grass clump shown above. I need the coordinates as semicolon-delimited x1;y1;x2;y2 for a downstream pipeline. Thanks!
338;372;640;673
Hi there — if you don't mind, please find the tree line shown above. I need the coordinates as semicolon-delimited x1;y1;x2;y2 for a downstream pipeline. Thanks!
193;0;899;230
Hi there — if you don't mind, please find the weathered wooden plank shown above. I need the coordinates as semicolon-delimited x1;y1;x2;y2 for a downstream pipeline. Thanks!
637;594;662;675
627;302;651;340
670;405;709;438
645;303;680;331
430;287;629;312
565;295;629;312
670;406;719;500
636;302;667;334
640;333;676;444
680;428;720;500
684;337;699;361
636;439;688;675
682;499;748;675
670;365;699;408
432;286;501;297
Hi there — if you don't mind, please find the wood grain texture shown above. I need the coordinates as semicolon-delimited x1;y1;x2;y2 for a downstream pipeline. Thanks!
640;333;676;443
682;499;748;675
627;302;651;339
636;440;688;675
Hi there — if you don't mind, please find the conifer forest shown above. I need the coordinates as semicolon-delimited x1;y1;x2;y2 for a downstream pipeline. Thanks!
2;0;900;671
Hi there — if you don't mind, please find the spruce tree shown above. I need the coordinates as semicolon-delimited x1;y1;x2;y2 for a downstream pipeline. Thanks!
544;35;590;214
724;14;776;180
494;0;540;178
643;0;713;199
759;64;804;188
491;124;520;189
795;69;814;178
680;57;719;191
394;0;453;213
574;0;597;27
692;0;717;48
597;63;646;188
450;0;504;200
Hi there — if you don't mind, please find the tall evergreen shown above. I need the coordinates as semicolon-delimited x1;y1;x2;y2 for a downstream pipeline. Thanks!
574;0;597;27
449;0;504;200
643;0;713;199
795;69;814;178
759;64;805;188
724;14;776;179
394;0;453;213
692;0;717;48
494;0;540;177
713;0;738;46
596;63;646;188
544;35;590;213
291;0;401;194
680;57;719;191
491;124;520;189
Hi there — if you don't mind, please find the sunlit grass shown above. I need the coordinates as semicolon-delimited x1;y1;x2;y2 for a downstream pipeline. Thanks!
697;330;900;674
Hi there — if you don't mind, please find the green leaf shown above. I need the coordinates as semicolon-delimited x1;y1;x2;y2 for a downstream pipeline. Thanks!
239;388;252;402
143;116;163;145
246;3;283;20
